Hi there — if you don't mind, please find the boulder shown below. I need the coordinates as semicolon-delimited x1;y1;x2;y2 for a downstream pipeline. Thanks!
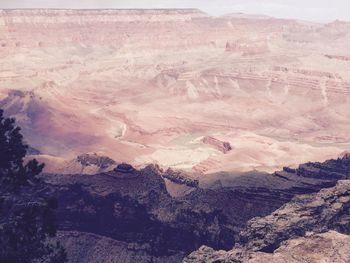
114;163;135;173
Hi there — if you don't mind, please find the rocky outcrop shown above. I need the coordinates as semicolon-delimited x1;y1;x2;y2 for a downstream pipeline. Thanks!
41;164;292;262
77;153;116;170
56;231;185;263
325;54;350;61
339;151;350;159
248;231;350;263
239;180;350;253
202;136;232;154
268;153;350;194
185;231;350;263
225;40;269;55
58;153;117;175
41;154;350;262
162;168;199;188
184;179;350;262
0;90;50;127
114;163;135;173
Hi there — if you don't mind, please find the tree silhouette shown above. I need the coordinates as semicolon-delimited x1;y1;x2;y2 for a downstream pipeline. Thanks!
0;109;67;263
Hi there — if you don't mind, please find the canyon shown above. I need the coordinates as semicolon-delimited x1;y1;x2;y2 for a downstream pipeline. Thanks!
37;153;350;262
0;9;350;174
1;9;350;262
185;178;350;262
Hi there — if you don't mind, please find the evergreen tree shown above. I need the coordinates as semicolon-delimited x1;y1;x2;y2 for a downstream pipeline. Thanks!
0;109;67;263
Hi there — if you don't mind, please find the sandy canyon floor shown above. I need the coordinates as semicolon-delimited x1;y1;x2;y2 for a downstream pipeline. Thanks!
0;9;349;174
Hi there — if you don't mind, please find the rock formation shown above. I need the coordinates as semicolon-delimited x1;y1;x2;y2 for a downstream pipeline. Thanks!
184;173;350;262
23;153;118;175
1;10;350;173
247;231;350;263
114;163;135;173
55;231;185;263
325;54;350;61
162;168;199;188
185;231;350;263
201;136;232;154
31;154;350;262
76;153;116;170
1;8;350;263
225;39;269;55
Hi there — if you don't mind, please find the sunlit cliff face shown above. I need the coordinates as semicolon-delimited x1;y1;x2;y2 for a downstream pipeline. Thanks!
0;9;350;174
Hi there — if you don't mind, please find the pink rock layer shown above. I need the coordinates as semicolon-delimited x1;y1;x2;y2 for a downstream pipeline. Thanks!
0;9;349;174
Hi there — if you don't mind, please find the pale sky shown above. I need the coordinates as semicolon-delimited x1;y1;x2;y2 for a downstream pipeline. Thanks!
0;0;349;23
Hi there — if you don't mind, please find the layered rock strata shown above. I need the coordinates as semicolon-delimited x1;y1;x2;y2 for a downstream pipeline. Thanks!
185;170;350;262
37;154;350;262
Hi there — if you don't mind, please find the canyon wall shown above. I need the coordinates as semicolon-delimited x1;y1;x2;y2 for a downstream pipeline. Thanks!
0;10;349;173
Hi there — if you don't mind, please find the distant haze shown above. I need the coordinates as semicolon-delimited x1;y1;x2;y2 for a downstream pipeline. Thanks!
0;0;349;23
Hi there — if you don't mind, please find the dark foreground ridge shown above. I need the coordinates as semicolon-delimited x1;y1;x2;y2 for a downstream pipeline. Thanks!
184;179;350;262
37;153;350;262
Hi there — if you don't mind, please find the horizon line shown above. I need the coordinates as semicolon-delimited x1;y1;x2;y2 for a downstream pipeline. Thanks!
0;8;347;23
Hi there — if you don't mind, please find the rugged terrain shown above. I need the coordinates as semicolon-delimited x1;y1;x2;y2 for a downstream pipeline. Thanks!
0;9;350;173
185;155;350;262
31;153;350;262
185;180;350;262
1;8;350;262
